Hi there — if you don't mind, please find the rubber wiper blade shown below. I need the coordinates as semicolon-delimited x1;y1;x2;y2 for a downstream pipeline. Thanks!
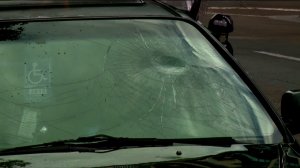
168;137;241;147
70;135;240;147
0;134;162;156
0;134;115;156
0;135;240;156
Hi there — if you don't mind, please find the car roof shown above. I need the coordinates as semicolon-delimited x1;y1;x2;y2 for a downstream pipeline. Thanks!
0;0;187;21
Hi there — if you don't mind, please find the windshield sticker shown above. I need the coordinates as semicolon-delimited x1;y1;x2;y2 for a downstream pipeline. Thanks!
24;57;51;103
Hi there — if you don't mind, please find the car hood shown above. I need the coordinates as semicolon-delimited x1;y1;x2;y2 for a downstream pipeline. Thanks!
1;144;300;168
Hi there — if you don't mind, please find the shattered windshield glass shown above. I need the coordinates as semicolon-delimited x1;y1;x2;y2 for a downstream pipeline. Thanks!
0;19;282;150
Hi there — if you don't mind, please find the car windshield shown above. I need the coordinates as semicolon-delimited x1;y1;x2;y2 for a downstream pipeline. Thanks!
0;19;282;150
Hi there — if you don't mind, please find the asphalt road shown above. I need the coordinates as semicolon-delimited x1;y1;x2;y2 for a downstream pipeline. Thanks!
199;1;300;114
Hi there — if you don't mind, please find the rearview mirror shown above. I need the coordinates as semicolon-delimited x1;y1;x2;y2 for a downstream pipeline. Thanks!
281;90;300;134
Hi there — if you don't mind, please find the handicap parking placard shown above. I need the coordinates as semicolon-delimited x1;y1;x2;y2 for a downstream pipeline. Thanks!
24;57;51;103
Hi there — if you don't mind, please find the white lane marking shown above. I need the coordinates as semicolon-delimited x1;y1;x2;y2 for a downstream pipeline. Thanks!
208;7;300;12
18;108;37;138
206;12;300;23
206;12;266;17
231;36;265;40
254;51;300;62
268;15;300;23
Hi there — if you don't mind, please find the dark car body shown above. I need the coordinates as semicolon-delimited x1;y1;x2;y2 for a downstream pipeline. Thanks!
0;0;300;167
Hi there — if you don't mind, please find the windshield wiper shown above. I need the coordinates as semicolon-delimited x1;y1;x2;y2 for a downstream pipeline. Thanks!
0;134;241;156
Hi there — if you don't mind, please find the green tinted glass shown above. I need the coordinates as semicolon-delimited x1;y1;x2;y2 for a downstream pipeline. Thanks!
0;19;282;149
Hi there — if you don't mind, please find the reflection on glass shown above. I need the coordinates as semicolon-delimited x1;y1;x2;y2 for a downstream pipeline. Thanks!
0;19;282;149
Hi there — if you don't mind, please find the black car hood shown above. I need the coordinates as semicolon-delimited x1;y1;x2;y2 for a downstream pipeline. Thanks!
106;144;300;168
1;144;300;168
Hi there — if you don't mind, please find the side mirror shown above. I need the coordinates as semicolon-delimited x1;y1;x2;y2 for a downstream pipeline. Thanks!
281;90;300;134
